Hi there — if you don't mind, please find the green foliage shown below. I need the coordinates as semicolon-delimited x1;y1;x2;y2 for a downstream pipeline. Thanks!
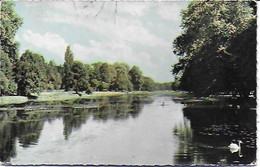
129;66;144;91
0;51;12;79
0;0;22;96
97;81;109;91
16;50;47;96
142;76;155;91
63;46;74;91
71;61;90;93
99;63;110;83
1;0;23;63
154;82;172;91
172;1;256;97
0;71;17;96
225;21;256;97
112;63;133;91
89;62;102;90
46;60;62;90
0;51;17;95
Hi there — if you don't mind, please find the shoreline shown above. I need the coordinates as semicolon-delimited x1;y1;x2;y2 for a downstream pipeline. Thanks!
0;90;188;106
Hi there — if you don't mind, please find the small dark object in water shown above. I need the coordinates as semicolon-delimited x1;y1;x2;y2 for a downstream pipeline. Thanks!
161;102;165;106
28;95;38;99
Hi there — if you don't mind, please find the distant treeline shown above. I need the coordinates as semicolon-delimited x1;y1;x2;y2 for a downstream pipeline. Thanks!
0;1;173;97
14;47;173;96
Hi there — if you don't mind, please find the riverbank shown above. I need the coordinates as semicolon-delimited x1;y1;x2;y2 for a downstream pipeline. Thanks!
0;90;189;106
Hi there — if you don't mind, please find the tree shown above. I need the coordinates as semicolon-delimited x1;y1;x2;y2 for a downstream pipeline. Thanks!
0;0;23;96
71;61;90;93
129;66;144;91
89;62;102;91
225;20;256;97
46;60;62;90
63;46;74;91
99;63;110;83
1;0;23;64
108;64;117;90
97;63;110;91
16;50;47;96
112;63;133;91
142;76;155;91
172;1;256;97
0;51;17;95
0;71;17;96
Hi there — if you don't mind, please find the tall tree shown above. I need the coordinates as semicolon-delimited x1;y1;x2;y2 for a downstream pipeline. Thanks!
129;66;144;91
1;0;23;63
99;63;110;83
172;1;256;97
142;76;155;91
16;50;47;96
0;0;23;95
89;62;102;91
46;60;62;90
71;61;90;93
0;52;17;95
113;63;133;91
108;64;117;90
63;46;74;91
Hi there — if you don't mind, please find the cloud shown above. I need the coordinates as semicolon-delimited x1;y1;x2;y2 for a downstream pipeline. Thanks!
71;39;158;75
46;13;168;48
72;40;145;65
48;1;149;17
22;30;68;60
157;3;182;22
16;1;186;81
117;2;150;17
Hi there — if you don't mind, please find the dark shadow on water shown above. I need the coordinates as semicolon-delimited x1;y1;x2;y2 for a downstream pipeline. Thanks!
0;110;44;162
174;97;256;165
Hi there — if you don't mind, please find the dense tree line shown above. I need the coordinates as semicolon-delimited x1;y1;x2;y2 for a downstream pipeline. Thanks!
4;46;171;96
172;1;256;97
0;1;171;97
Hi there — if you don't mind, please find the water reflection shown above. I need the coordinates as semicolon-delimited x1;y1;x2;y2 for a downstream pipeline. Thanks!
0;111;17;162
0;110;44;162
0;94;152;163
0;94;256;165
174;97;256;165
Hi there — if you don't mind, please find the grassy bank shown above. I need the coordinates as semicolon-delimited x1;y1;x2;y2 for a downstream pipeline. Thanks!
0;96;28;106
0;90;188;106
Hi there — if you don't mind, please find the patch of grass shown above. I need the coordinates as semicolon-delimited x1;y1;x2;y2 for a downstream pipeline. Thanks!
37;90;80;102
0;96;28;106
91;92;125;97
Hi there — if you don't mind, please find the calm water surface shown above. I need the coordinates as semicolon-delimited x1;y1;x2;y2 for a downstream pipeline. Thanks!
0;94;256;165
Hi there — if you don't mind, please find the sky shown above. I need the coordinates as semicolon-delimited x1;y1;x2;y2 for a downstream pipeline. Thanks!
14;0;189;82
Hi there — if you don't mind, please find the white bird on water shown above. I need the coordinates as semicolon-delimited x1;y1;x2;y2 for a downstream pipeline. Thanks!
229;140;243;153
161;102;165;106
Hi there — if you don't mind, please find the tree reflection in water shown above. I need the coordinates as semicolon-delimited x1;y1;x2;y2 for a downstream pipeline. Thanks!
0;94;152;163
174;98;256;165
0;110;44;162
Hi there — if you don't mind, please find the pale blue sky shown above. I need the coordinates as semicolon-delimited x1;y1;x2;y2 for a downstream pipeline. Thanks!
14;1;189;82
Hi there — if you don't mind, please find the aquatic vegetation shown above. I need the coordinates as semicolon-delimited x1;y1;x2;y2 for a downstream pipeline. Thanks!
197;124;256;149
173;124;192;140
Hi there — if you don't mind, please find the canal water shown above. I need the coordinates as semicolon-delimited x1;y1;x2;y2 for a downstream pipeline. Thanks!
0;94;256;165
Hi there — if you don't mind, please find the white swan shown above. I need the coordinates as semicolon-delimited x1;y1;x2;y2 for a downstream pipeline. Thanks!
229;140;243;153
